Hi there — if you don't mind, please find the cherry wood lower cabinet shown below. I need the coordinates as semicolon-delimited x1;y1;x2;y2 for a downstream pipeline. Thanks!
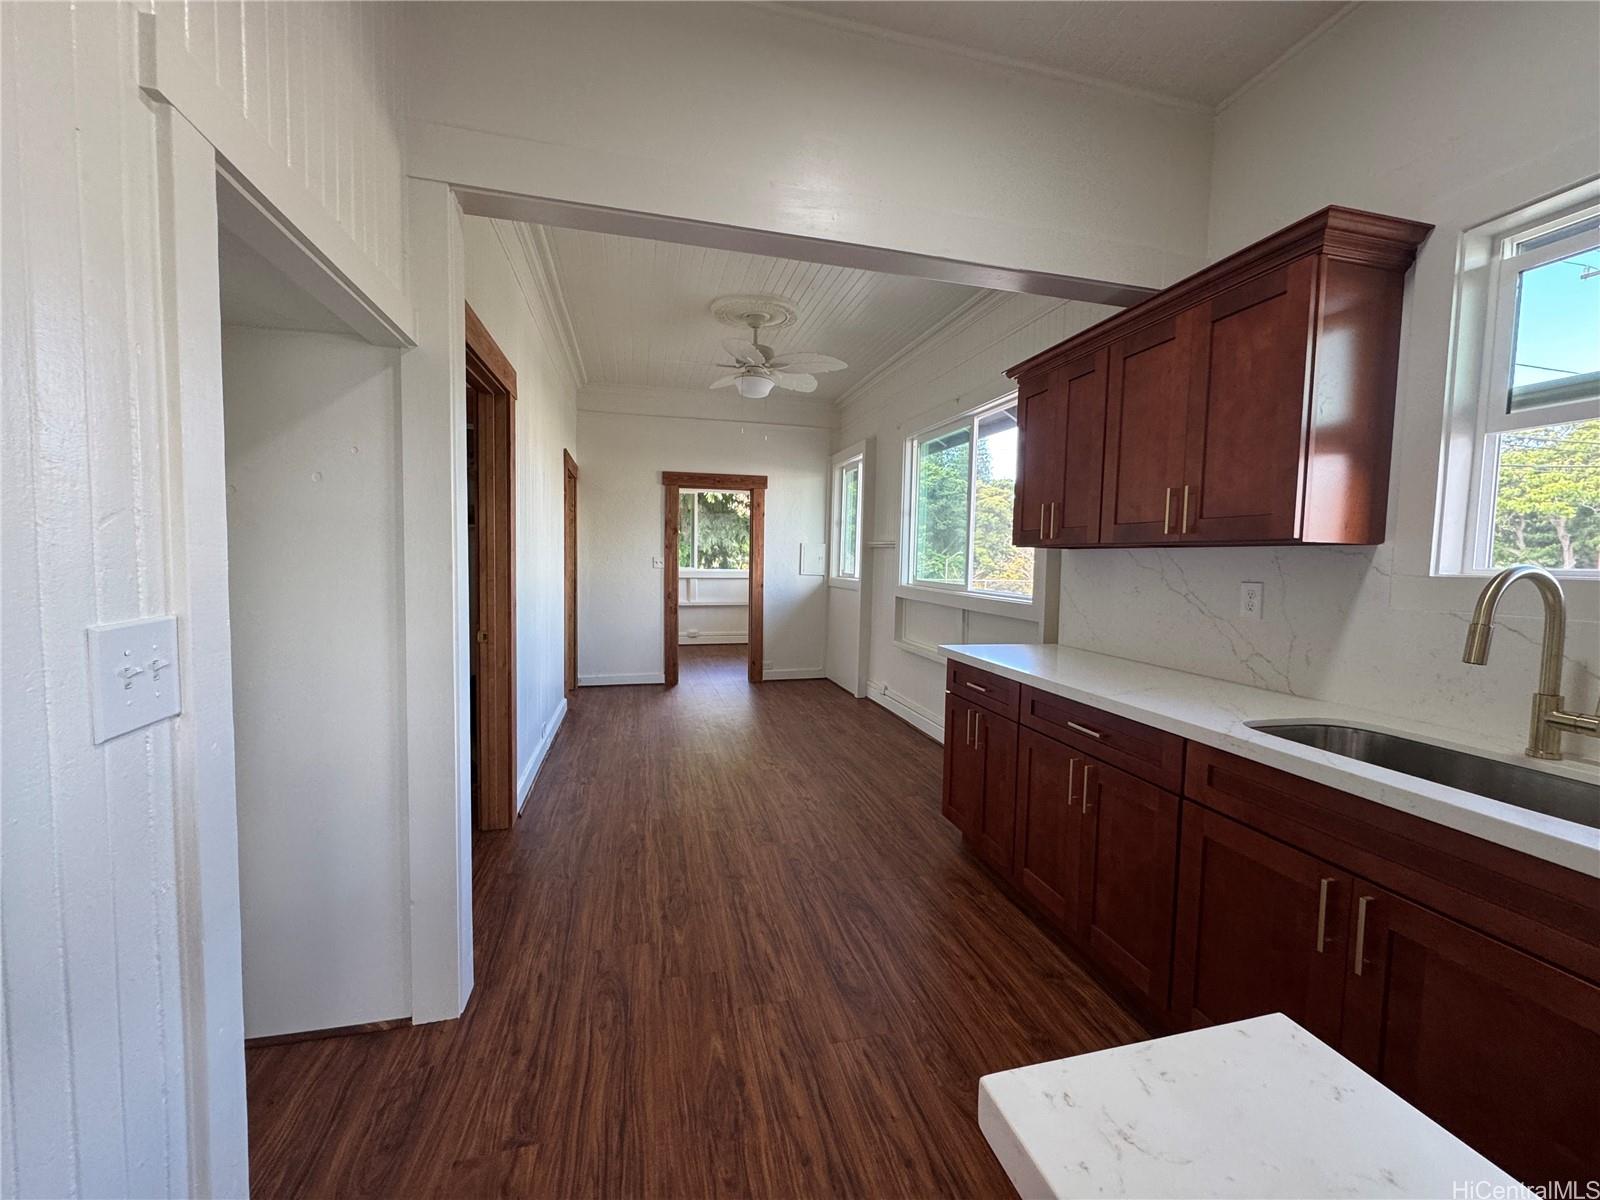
1014;729;1083;928
941;693;1018;876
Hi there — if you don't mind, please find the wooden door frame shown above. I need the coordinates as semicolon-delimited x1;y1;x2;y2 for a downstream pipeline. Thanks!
662;471;767;686
563;449;579;694
466;303;517;830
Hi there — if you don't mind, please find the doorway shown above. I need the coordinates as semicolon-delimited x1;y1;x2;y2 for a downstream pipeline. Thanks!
662;471;767;686
564;450;579;694
465;304;518;831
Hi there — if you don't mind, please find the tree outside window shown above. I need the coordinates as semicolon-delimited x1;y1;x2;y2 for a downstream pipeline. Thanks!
678;490;751;570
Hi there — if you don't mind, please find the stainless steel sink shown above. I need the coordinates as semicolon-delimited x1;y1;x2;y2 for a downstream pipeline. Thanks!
1247;722;1600;830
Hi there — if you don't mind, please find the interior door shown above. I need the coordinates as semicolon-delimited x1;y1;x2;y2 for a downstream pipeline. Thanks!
1181;255;1318;542
1014;370;1063;546
1054;349;1108;546
1077;759;1180;1008
1340;886;1600;1189
1014;729;1082;927
1101;316;1194;544
941;694;985;838
1171;803;1351;1045
971;707;1018;874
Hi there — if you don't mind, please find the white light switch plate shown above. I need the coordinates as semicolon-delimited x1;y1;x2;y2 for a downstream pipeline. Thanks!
87;615;181;744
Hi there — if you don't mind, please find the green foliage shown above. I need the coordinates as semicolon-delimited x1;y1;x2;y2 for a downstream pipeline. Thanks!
1490;420;1600;571
680;490;751;570
914;433;970;584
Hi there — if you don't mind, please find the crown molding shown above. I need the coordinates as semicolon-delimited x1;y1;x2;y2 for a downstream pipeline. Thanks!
494;220;587;387
753;2;1211;115
834;290;1016;411
1215;2;1361;114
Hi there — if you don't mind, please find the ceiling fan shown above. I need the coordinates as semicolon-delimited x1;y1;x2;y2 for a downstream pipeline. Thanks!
711;310;848;399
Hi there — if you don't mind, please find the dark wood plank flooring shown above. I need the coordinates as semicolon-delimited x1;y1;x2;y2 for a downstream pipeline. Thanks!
246;644;1147;1197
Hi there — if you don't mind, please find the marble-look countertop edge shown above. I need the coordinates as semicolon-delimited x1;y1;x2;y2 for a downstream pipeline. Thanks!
941;643;1600;879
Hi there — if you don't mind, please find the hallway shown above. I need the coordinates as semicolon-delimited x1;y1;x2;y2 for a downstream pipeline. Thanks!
245;647;1146;1197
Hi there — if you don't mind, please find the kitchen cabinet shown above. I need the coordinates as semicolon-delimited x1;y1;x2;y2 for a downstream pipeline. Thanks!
1008;206;1432;548
1014;728;1082;927
941;691;1017;875
1077;759;1180;1009
1340;886;1600;1189
1170;802;1352;1046
1014;351;1106;548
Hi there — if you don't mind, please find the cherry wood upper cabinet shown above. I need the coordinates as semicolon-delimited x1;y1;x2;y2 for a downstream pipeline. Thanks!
1015;352;1106;548
1339;886;1600;1190
1008;206;1431;548
1013;371;1063;546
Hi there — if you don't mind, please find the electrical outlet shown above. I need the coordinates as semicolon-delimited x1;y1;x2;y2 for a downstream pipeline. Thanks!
1239;581;1264;621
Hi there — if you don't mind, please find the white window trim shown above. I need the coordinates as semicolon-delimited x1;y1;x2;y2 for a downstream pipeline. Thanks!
898;392;1047;619
829;444;865;590
1437;181;1600;579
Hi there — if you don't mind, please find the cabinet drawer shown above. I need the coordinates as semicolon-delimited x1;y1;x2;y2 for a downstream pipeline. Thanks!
946;660;1020;720
1021;687;1183;792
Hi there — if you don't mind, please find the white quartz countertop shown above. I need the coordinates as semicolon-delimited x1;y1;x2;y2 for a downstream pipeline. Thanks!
941;642;1600;877
978;1014;1517;1199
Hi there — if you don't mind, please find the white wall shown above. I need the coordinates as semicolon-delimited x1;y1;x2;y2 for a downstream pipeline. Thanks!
405;1;1213;292
577;385;830;684
834;295;1117;734
1054;1;1600;751
221;327;409;1039
678;574;749;645
461;217;581;804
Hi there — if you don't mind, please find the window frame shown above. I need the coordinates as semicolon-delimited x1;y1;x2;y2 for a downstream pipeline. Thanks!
898;392;1046;619
677;488;751;577
830;451;864;586
1459;200;1600;578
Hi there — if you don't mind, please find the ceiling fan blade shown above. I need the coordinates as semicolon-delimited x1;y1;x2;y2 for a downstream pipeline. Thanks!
772;371;818;393
710;374;741;389
766;352;847;373
721;336;769;365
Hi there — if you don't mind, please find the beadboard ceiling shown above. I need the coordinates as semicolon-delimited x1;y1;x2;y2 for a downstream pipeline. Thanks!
777;1;1349;108
537;224;993;405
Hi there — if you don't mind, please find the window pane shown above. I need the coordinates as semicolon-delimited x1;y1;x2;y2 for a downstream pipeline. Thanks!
677;491;694;568
1488;418;1600;571
913;427;971;585
1507;247;1600;412
693;491;750;570
839;462;860;578
972;406;1032;597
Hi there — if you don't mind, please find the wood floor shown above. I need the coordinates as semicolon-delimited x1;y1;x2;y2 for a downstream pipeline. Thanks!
246;644;1147;1198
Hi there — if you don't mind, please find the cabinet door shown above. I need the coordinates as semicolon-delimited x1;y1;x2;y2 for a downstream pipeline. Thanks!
941;694;984;838
1014;729;1082;928
1171;803;1351;1045
1053;350;1107;546
971;707;1019;875
1077;760;1180;1009
1342;887;1600;1189
1180;256;1317;542
1101;316;1194;544
1013;371;1063;547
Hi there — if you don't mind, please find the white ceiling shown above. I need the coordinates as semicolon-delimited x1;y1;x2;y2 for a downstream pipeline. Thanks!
218;228;353;336
779;1;1348;108
539;225;991;405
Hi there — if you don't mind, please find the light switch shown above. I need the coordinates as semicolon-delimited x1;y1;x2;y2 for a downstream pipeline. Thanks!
87;616;181;744
652;556;664;569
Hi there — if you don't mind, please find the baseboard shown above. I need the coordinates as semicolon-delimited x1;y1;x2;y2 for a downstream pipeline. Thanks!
762;666;828;680
516;697;568;815
578;672;666;686
245;1017;410;1049
867;679;944;742
678;633;747;645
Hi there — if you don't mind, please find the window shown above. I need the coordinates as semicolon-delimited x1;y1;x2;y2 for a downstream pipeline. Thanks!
1467;202;1600;573
833;454;862;581
677;490;750;571
905;398;1033;599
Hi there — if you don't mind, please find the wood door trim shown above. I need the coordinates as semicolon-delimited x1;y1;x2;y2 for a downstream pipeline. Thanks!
563;450;578;694
465;303;517;831
663;473;765;686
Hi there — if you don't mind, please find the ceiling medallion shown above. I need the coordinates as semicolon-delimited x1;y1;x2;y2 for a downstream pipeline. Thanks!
709;294;798;332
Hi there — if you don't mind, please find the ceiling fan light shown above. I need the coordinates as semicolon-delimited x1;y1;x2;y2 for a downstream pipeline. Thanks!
734;373;776;399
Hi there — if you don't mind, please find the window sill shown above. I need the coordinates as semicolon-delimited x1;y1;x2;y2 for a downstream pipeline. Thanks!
895;582;1039;621
681;568;750;580
892;636;946;665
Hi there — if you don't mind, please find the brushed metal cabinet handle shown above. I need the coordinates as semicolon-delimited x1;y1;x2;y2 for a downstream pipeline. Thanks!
1315;877;1335;953
1049;502;1058;540
1065;757;1078;810
1163;486;1174;535
1353;895;1373;975
1039;503;1047;539
964;681;990;694
1181;484;1193;534
1080;763;1094;813
1065;720;1103;740
975;712;983;749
